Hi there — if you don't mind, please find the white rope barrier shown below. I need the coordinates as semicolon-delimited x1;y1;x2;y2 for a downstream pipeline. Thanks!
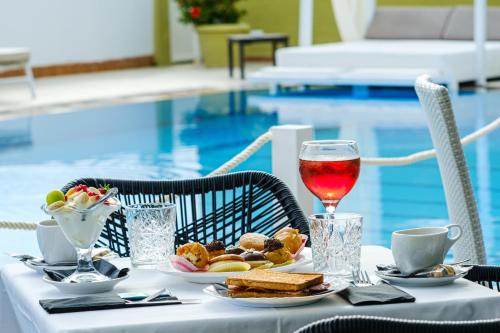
362;117;500;166
207;131;273;176
0;221;37;231
1;117;498;231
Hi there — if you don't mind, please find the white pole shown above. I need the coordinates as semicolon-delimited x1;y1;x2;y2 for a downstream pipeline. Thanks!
474;0;487;86
299;0;313;46
271;125;314;216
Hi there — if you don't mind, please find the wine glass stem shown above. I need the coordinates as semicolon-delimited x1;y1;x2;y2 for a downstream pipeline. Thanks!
323;200;338;219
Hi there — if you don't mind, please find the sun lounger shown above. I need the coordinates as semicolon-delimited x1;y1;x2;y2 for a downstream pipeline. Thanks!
249;6;500;92
0;48;36;98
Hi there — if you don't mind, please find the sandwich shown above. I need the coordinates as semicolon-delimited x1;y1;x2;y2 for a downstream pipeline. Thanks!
224;270;328;298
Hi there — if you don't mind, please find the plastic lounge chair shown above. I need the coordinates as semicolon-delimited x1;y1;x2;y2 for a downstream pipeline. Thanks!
0;48;36;98
415;75;486;264
62;171;309;257
294;315;500;333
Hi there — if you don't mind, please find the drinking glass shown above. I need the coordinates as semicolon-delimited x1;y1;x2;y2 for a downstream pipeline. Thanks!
299;140;360;215
126;203;176;269
41;189;121;283
308;213;362;278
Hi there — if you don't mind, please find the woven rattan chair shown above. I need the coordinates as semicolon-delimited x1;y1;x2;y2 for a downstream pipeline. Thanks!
415;75;486;264
294;316;500;333
464;265;500;292
62;171;309;257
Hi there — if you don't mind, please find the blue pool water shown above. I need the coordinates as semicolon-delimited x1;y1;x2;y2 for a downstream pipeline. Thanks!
0;87;499;265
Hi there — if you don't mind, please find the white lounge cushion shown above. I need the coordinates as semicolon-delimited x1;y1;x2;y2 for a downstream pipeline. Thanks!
0;48;30;65
276;40;500;82
366;7;452;40
443;6;500;40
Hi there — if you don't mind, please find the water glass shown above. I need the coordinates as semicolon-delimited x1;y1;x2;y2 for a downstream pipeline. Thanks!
125;203;176;268
308;213;362;279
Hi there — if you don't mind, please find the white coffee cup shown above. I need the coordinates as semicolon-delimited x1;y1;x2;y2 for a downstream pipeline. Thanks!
36;220;77;264
391;224;462;275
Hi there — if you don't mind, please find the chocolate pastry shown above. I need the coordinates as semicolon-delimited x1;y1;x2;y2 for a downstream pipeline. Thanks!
205;240;225;252
225;245;245;255
263;238;284;252
205;240;225;259
241;250;266;261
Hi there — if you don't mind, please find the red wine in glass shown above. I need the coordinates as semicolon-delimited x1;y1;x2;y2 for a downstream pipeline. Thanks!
299;141;360;214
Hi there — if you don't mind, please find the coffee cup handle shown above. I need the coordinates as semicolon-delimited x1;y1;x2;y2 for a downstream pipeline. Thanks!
443;224;463;255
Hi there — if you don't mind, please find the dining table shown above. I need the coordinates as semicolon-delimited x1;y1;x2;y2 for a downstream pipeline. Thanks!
1;246;499;333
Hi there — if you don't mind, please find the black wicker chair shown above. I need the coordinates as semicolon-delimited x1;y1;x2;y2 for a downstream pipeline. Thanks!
464;265;500;292
62;171;309;257
294;316;500;333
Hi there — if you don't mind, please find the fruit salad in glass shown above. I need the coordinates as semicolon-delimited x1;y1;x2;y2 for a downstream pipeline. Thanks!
42;184;121;283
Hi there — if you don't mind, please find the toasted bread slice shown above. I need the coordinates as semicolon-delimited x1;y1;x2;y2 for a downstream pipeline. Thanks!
227;289;308;298
225;270;323;291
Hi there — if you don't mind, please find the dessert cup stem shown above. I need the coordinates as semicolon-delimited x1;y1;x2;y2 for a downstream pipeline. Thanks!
62;246;109;283
77;247;94;273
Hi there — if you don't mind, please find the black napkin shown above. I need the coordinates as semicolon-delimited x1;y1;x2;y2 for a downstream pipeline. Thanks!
40;294;180;314
339;283;415;306
43;260;129;282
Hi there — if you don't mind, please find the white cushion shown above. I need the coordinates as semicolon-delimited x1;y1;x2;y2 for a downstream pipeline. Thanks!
443;6;500;40
366;7;452;40
0;48;30;65
275;40;500;82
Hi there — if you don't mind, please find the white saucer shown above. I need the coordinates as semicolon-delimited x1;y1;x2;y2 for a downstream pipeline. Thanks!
43;274;129;294
157;254;312;284
375;267;471;287
203;285;344;308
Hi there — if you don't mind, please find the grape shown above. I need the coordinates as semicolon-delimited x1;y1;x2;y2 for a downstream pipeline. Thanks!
46;190;65;205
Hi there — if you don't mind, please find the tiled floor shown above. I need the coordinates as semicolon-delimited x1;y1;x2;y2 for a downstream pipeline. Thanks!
1;62;499;121
0;63;267;120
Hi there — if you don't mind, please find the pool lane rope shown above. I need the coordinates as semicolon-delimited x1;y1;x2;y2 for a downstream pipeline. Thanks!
0;117;498;231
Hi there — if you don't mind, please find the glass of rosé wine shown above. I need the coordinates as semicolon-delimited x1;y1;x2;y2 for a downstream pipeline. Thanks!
299;140;360;215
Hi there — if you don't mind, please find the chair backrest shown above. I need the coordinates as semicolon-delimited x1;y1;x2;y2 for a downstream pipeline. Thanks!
295;315;500;333
414;75;486;264
62;171;309;257
464;265;500;292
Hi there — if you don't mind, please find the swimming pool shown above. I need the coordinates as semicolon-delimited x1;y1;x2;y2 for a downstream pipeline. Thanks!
0;87;498;265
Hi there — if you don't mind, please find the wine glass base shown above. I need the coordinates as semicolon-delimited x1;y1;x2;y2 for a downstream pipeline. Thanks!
63;270;110;283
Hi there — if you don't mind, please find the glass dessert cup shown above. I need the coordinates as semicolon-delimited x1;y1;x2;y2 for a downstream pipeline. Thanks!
42;195;120;283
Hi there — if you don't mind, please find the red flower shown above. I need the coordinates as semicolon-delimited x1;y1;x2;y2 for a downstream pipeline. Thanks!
189;6;201;19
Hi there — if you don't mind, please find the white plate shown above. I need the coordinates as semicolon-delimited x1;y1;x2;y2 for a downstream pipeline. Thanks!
157;254;312;284
43;274;129;294
203;285;343;308
375;268;470;287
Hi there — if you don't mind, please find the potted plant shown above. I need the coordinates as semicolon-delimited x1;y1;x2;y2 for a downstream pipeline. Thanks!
176;0;249;67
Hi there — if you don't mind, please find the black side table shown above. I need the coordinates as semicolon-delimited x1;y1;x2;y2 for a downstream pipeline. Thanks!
228;33;289;79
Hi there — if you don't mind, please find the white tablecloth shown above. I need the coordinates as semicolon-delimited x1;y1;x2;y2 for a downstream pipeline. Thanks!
1;246;499;333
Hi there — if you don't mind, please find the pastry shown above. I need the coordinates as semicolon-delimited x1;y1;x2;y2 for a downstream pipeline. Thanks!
208;260;251;272
426;264;456;277
241;250;271;268
209;254;244;264
225;245;245;255
205;240;225;259
226;271;325;298
176;242;210;268
239;233;269;251
263;238;293;264
274;227;302;254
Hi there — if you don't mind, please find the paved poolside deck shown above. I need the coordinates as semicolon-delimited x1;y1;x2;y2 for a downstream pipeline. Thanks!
1;62;499;121
0;63;266;120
